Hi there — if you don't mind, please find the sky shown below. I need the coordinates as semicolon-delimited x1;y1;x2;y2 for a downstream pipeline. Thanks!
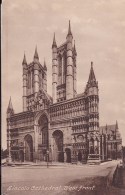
2;0;125;149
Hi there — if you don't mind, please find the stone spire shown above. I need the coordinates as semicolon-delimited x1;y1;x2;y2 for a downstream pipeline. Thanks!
44;58;47;71
88;62;96;82
22;53;27;65
7;97;14;114
52;33;57;48
34;46;39;61
67;20;72;36
116;120;118;130
105;124;108;134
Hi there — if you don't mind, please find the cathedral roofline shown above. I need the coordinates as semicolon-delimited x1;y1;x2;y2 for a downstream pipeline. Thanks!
27;61;45;72
10;110;34;117
99;124;120;135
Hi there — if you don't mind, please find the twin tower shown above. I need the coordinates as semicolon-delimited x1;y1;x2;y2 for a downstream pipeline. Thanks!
52;21;77;103
22;21;77;111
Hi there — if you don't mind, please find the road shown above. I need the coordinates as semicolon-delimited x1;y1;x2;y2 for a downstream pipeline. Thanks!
2;161;119;195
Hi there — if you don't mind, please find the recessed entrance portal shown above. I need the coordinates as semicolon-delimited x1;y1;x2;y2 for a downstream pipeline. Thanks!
53;130;64;162
24;134;33;161
38;115;48;161
65;148;71;163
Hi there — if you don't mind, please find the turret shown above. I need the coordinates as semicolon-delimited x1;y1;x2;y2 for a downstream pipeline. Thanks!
66;21;74;99
7;97;14;118
22;53;27;111
86;62;99;132
52;33;58;103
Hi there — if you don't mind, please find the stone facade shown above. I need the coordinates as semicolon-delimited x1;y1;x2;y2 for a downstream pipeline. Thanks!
7;22;122;164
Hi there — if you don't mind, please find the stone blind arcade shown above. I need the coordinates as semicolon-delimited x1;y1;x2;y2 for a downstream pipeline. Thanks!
7;21;122;164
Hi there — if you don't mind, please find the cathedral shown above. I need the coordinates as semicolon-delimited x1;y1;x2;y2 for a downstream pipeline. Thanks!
7;21;122;164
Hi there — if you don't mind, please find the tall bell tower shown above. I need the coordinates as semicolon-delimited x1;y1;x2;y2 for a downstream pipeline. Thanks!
52;21;77;103
22;47;48;111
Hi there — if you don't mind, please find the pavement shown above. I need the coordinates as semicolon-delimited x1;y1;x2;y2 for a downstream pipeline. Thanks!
1;160;121;195
3;159;119;167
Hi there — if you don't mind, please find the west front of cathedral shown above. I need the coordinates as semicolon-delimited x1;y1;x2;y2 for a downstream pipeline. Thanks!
7;22;122;164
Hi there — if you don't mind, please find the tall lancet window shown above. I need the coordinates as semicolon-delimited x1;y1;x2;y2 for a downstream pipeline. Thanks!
62;52;66;84
28;71;31;89
32;71;34;88
31;70;33;94
58;54;62;85
39;71;42;90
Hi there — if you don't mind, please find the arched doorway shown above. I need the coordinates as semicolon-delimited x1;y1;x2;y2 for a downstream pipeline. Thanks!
65;148;71;163
24;134;33;162
38;115;48;161
78;151;82;161
53;130;64;162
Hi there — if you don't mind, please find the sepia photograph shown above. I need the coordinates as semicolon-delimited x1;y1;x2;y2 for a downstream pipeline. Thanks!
1;0;125;194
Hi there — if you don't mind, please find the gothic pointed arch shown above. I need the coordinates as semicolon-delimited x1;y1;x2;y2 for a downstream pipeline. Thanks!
58;53;62;85
34;110;50;126
35;111;49;161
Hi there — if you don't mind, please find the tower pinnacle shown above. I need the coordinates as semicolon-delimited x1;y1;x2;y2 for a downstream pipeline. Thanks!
34;46;39;60
44;58;47;71
88;62;96;83
68;20;72;35
7;97;14;114
86;62;98;89
91;61;93;67
116;120;118;130
52;33;57;48
105;124;108;133
22;53;27;65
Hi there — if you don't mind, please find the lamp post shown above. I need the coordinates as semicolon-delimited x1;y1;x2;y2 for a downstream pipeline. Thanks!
46;149;49;168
